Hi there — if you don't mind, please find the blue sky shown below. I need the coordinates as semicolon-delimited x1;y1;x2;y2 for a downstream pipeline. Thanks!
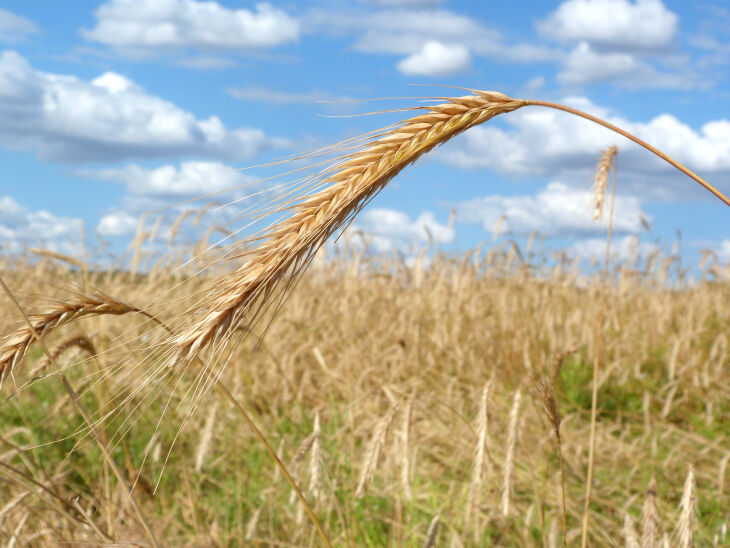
0;0;728;266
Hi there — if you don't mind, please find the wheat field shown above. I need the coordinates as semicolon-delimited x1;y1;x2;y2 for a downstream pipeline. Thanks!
1;92;729;546
1;240;729;546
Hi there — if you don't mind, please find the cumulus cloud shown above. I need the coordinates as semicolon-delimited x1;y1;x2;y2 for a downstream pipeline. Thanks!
349;208;454;253
558;42;699;88
457;182;647;237
85;161;253;200
97;211;138;237
83;0;299;54
0;196;82;253
396;41;470;76
87;162;272;243
0;8;38;42
0;51;286;162
437;96;730;200
538;0;678;52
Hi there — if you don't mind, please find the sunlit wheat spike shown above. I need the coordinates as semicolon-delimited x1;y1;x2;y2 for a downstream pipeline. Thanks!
592;145;618;221
502;389;522;516
466;380;492;523
674;465;696;548
624;512;640;548
424;515;440;548
309;412;322;502
641;478;660;548
356;404;398;498
194;401;218;473
0;291;145;381
171;92;527;362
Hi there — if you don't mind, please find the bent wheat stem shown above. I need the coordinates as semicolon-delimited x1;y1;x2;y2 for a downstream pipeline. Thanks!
525;100;730;207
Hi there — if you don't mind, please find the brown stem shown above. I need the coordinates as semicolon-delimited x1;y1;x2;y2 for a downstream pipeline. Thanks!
526;100;730;208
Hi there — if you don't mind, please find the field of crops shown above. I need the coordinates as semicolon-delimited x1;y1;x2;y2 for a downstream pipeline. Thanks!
1;239;729;546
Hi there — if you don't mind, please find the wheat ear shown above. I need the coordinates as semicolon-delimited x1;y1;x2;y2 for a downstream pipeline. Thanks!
0;292;151;381
171;91;729;364
675;465;696;548
624;512;640;548
592;145;618;221
356;404;398;497
172;92;526;360
466;380;491;525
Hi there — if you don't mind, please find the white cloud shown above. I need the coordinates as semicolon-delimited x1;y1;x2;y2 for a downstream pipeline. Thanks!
437;96;730;200
0;50;285;162
0;196;82;253
86;161;253;199
558;42;698;88
0;8;38;42
538;0;678;52
97;211;138;237
349;208;454;253
396;41;470;76
457;182;647;237
83;0;299;53
228;85;352;105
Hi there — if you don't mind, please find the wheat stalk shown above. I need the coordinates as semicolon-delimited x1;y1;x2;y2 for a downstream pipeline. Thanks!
641;478;660;548
502;389;521;516
309;412;322;502
400;394;414;502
